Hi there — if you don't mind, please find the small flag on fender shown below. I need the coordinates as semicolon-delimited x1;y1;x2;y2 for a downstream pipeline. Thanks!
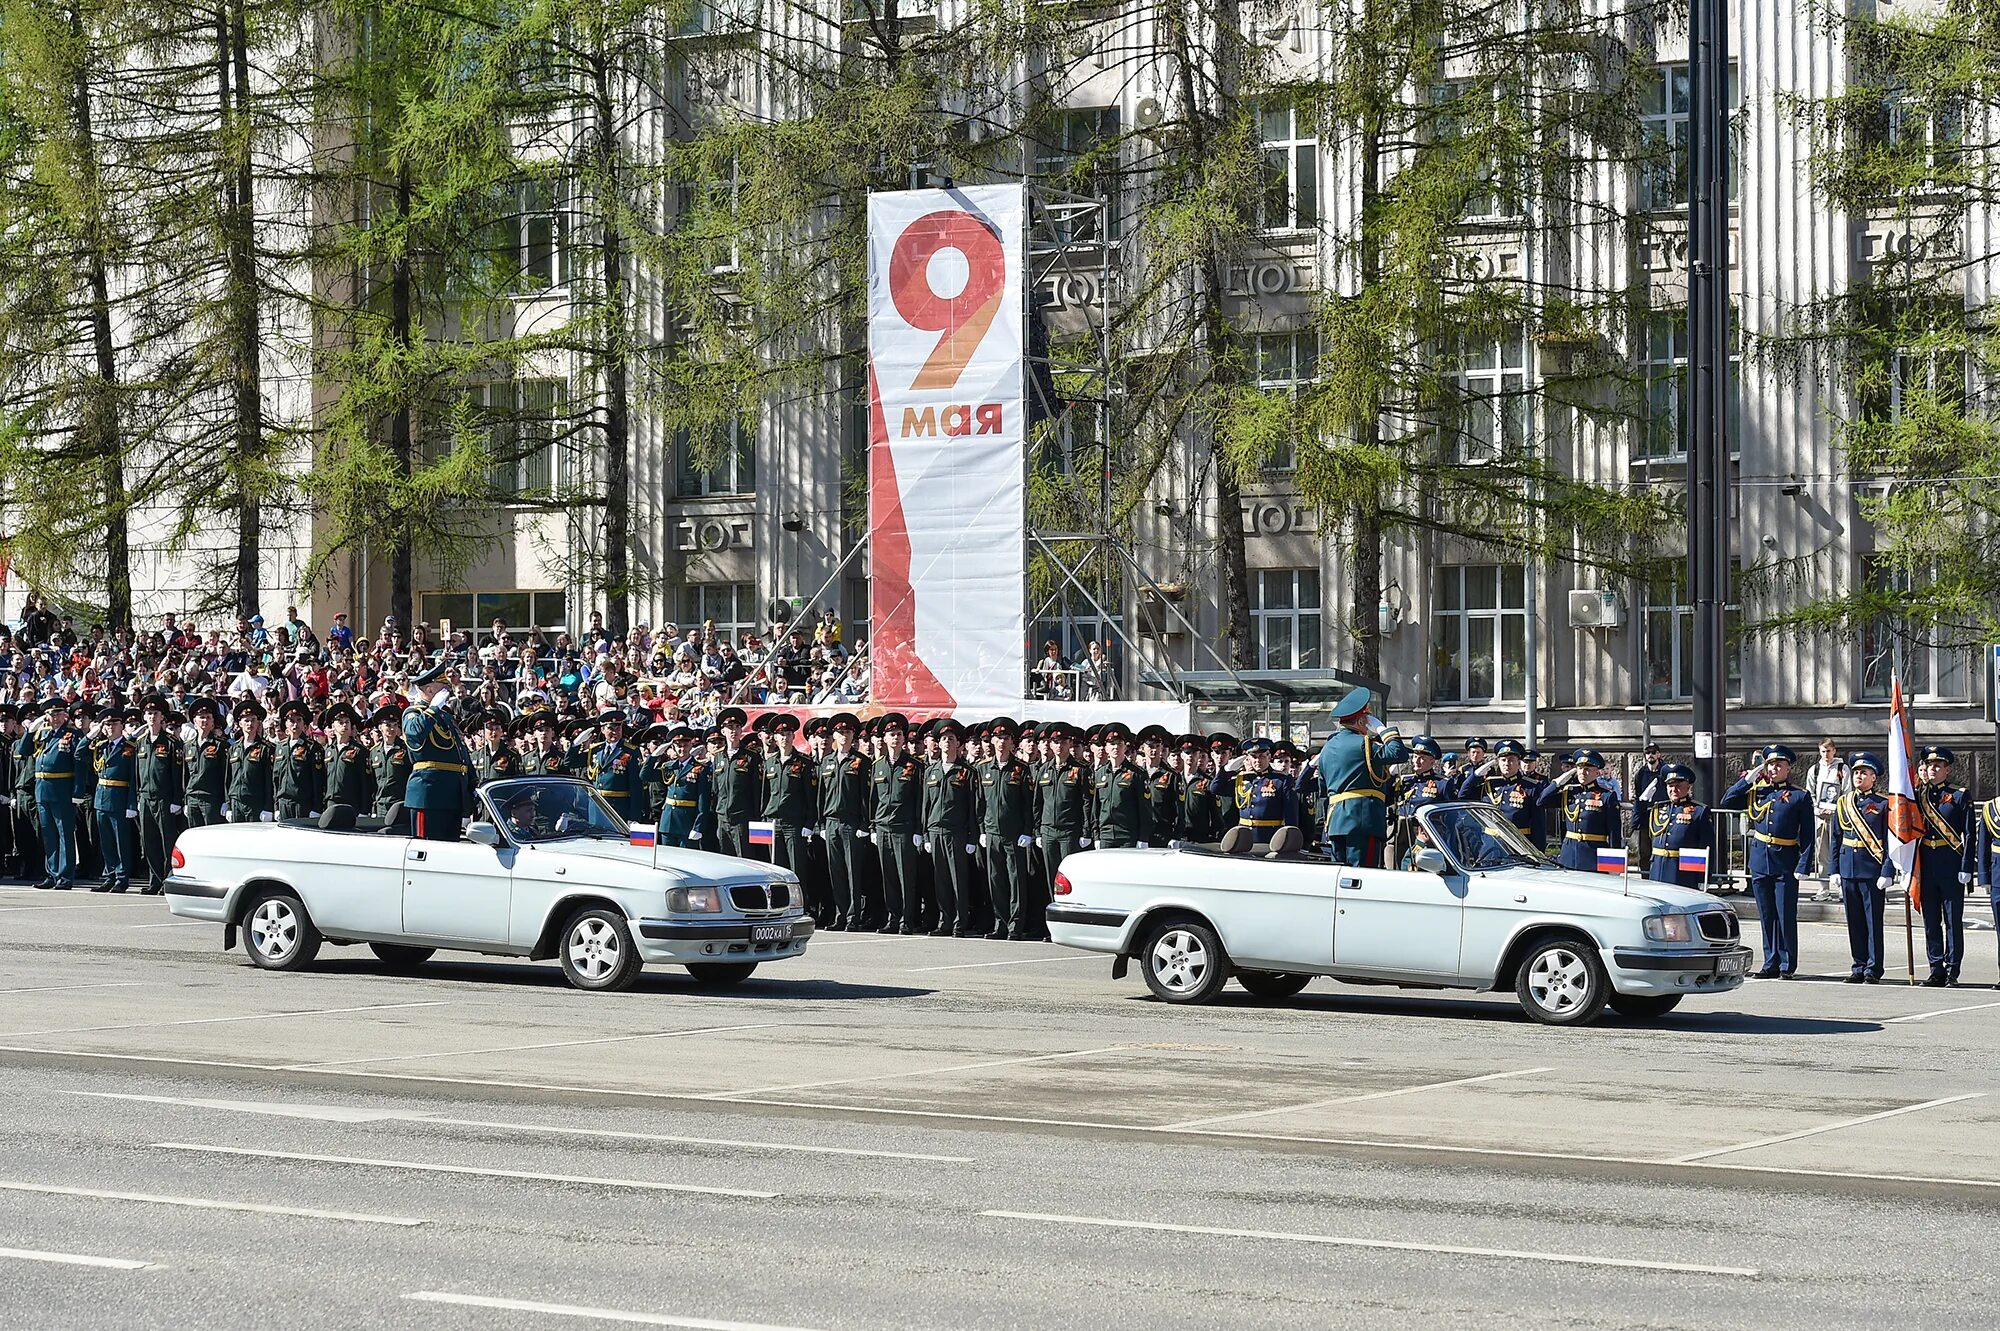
748;821;775;847
628;827;656;847
1679;845;1710;875
1595;846;1628;874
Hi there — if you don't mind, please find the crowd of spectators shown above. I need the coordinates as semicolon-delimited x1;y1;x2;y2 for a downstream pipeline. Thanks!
0;592;870;728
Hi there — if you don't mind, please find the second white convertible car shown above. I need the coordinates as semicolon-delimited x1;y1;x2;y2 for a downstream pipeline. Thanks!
165;776;812;991
1046;802;1751;1024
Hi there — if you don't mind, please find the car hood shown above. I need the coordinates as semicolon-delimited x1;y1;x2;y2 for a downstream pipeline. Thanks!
524;839;790;885
1496;865;1721;913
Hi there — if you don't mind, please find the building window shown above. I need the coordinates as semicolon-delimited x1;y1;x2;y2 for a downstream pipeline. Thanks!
1432;80;1521;221
1449;332;1529;464
1431;564;1526;703
471;379;566;498
1859;562;1969;702
1035;107;1120;243
1882;88;1964;185
1252;569;1321;670
1640;570;1742;703
674;417;755;497
677;155;742;274
1639;62;1739;210
680;583;757;644
1636;308;1743;463
1889;345;1967;421
677;0;760;37
420;589;568;642
510;178;568;290
1254;104;1318;232
1252;331;1318;472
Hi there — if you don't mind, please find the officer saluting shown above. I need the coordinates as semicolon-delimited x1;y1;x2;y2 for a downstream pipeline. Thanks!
1229;738;1294;847
1719;743;1815;979
1315;687;1409;866
1913;744;1972;987
30;698;82;890
1834;753;1891;985
1455;739;1547;847
135;696;185;895
1538;748;1622;872
1646;765;1712;890
402;662;474;841
657;726;714;851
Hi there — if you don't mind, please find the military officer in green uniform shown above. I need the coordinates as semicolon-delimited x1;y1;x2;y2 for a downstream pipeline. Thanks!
1092;723;1148;849
135;696;185;894
1138;725;1182;848
1034;723;1090;920
370;704;410;817
225;700;276;823
1315;686;1411;866
402;662;474;840
182;698;228;827
474;709;524;788
30;698;83;890
712;707;764;859
817;713;873;929
321;703;376;814
11;705;40;880
870;713;926;933
760;714;819;906
91;708;140;892
922;718;978;937
979;717;1039;939
273;698;325;822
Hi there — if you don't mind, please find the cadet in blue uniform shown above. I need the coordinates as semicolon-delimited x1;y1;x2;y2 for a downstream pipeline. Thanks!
1718;744;1815;978
1231;738;1296;847
655;727;713;849
91;708;139;893
1914;744;1972;987
1314;687;1409;866
1833;752;1891;984
402;662;474;841
1538;748;1623;872
31;699;82;890
1646;765;1712;890
572;709;645;822
1455;740;1548;847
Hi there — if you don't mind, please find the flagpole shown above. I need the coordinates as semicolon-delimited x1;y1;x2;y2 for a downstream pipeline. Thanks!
1905;852;1918;984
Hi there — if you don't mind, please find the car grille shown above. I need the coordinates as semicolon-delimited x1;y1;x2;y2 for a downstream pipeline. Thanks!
1697;911;1739;941
729;882;792;913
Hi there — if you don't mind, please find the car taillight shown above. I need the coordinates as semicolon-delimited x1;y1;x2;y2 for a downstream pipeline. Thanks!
1053;871;1072;897
171;847;185;870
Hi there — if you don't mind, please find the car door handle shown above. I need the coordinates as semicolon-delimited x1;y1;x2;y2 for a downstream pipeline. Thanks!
408;850;426;862
1338;877;1362;890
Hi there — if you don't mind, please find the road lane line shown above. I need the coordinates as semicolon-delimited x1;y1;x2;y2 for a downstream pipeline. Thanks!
0;1000;454;1038
0;1245;162;1271
0;981;151;995
71;1092;411;1123
153;1143;778;1198
0;1179;424;1225
287;1022;783;1070
980;1211;1760;1278
904;954;1102;973
128;921;206;930
1165;1068;1552;1130
701;1044;1131;1099
406;1292;825;1330
0;904;119;913
1668;1094;1986;1164
1883;1001;2000;1023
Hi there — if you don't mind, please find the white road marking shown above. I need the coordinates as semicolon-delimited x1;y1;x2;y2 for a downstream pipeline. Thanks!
0;1179;424;1226
1166;1068;1552;1130
702;1045;1131;1099
0;1245;162;1271
128;921;205;930
288;1022;783;1070
0;1000;453;1038
981;1211;1760;1278
0;981;150;995
1883;1001;2000;1024
71;1091;409;1124
1669;1094;1986;1164
0;904;118;913
904;954;1101;973
406;1291;825;1330
153;1143;779;1198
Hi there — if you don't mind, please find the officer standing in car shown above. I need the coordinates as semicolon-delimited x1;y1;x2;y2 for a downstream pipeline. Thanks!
1834;753;1891;985
1718;743;1815;979
402;662;475;840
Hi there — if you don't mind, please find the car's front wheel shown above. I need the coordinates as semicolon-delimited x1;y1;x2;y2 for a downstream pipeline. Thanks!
1235;970;1311;1000
686;962;758;986
1515;935;1609;1025
243;891;322;972
370;943;435;971
559;908;643;992
1608;992;1683;1020
1140;918;1230;1004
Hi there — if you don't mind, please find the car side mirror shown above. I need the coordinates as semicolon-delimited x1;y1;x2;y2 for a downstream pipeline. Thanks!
1412;847;1449;875
465;822;503;848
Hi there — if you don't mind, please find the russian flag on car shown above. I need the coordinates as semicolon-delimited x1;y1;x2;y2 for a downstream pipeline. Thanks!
748;821;776;847
1679;845;1709;875
1595;846;1628;875
628;827;656;847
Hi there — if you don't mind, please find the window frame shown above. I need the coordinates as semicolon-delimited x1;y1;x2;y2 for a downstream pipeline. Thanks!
1253;103;1319;234
1251;568;1323;671
1252;330;1319;473
1429;564;1528;704
674;416;757;498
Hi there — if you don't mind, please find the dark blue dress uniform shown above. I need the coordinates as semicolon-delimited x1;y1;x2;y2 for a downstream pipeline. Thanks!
1536;749;1622;872
1453;741;1548;847
91;726;139;891
656;748;713;848
1975;797;2000;957
1915;749;1972;984
1719;746;1816;977
1230;744;1297;847
1833;753;1891;983
1393;740;1452;822
1646;767;1712;889
576;736;646;822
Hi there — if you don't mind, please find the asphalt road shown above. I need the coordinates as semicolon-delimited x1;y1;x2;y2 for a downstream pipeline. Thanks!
1;884;1997;1329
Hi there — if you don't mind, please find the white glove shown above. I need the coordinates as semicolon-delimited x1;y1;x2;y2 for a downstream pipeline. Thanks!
910;834;924;849
1959;872;1974;885
309;811;319;819
1167;839;1181;849
1079;837;1092;848
0;797;10;809
259;811;274;822
1364;714;1385;734
1137;840;1149;849
963;842;976;855
224;810;237;822
856;831;871;842
801;827;812;840
1478;758;1498;775
1017;834;1032;848
168;804;182;814
1877;874;1895;891
124;809;137;819
979;833;989;848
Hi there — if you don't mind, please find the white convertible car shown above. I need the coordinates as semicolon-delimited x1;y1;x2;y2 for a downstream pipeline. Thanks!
164;776;812;991
1046;802;1751;1024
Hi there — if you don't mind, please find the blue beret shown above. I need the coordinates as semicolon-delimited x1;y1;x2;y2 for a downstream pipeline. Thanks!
1849;752;1883;774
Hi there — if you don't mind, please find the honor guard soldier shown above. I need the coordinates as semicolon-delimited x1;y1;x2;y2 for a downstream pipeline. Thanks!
321;704;376;814
1137;725;1183;848
654;727;712;849
571;709;643;822
759;715;819;905
1201;735;1240;846
273;698;325;822
1036;724;1091;902
1231;738;1297;847
1092;723;1149;849
1455;739;1548;847
712;707;765;859
1719;743;1815;979
1314;688;1409;866
474;710;523;788
402;662;475;841
370;704;411;817
1389;736;1450;864
817;713;873;929
30;698;83;889
1176;736;1216;846
1539;749;1623;872
0;704;16;875
1913;744;1972;986
74;704;102;879
1974;784;2000;991
923;718;979;937
225;700;277;824
183;698;229;827
11;707;40;881
1646;765;1713;891
1834;753;1892;984
90;708;140;892
135;696;186;894
979;717;1039;939
869;713;926;933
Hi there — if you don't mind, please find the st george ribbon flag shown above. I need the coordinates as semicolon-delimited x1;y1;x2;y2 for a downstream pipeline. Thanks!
866;186;1027;709
1886;677;1922;910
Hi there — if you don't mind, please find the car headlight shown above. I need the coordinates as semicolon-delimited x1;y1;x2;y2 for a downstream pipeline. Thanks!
1644;913;1693;943
667;885;723;914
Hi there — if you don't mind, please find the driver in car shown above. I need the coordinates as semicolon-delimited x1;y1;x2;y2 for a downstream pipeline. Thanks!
500;790;538;840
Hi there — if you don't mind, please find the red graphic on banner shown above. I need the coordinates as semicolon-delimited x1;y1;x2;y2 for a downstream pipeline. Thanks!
865;362;950;707
888;210;1007;391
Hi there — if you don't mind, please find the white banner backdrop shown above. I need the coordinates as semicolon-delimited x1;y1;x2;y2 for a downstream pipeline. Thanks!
866;185;1026;708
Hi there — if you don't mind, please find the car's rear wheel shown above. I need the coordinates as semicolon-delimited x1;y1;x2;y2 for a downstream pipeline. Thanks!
686;962;758;986
1515;935;1609;1025
1235;970;1311;1000
558;908;642;992
370;943;435;971
243;892;321;972
1608;993;1683;1020
1140;918;1230;1004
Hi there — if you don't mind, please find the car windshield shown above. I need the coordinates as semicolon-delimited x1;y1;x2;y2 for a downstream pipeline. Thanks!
1418;803;1554;873
480;777;629;844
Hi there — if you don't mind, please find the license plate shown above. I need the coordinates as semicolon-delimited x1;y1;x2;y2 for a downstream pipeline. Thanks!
751;924;791;942
1718;953;1748;977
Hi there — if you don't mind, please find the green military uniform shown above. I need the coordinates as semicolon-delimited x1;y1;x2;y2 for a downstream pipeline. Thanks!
475;739;525;789
135;720;186;893
1316;688;1412;866
923;749;978;936
373;734;411;817
1035;744;1090;914
1092;759;1148;849
325;739;376;814
870;741;926;932
761;736;818;889
714;740;766;859
1144;764;1183;847
818;741;874;928
13;725;41;878
226;733;276;823
183;720;229;827
274;730;326;822
979;751;1038;938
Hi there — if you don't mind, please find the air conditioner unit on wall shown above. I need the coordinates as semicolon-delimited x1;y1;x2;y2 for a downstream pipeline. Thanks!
1568;589;1623;630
